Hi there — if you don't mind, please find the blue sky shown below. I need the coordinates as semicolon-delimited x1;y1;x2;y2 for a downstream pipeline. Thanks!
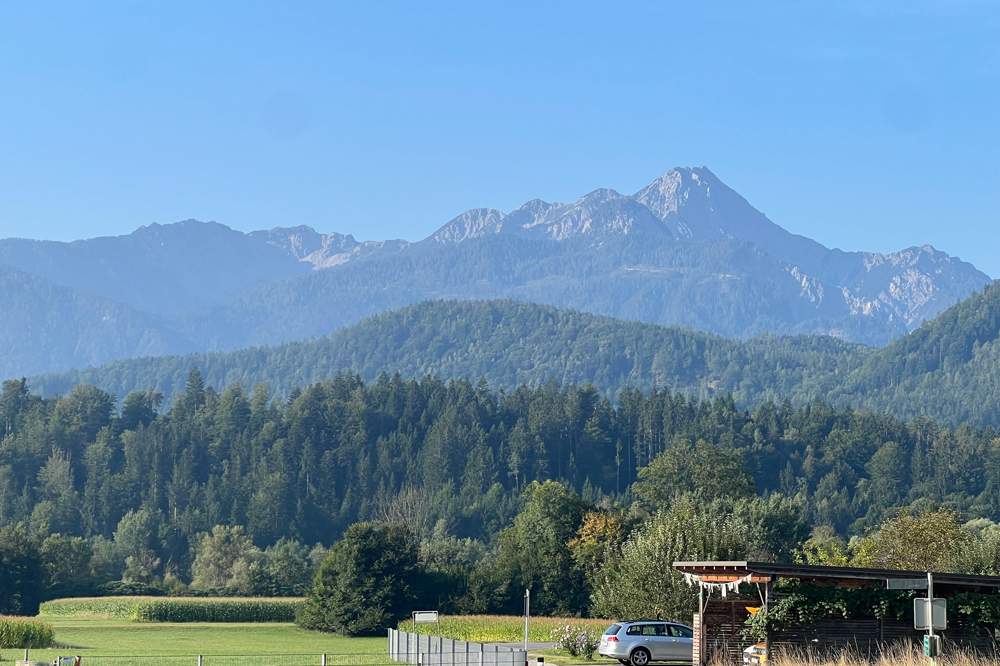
1;1;997;275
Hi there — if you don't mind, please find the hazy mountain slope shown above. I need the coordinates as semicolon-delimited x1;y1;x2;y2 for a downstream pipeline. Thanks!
0;266;194;377
0;220;308;317
34;299;865;405
833;280;1000;424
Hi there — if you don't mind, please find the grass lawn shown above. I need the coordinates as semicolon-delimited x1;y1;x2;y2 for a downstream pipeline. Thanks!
532;648;618;666
3;619;386;665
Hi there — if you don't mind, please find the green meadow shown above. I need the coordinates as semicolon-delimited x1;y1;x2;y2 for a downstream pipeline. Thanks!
5;608;386;666
5;603;612;666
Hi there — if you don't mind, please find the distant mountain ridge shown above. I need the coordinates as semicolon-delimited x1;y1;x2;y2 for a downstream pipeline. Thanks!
0;166;990;377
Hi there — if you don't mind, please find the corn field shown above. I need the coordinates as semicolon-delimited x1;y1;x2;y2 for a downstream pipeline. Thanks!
397;615;612;643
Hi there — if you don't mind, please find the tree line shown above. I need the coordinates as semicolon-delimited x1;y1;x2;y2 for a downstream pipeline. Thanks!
2;371;1000;621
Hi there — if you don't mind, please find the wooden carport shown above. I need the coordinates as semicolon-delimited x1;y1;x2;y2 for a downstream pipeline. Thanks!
673;561;1000;665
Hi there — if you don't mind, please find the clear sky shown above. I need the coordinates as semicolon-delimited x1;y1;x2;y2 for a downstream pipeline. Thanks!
1;1;997;275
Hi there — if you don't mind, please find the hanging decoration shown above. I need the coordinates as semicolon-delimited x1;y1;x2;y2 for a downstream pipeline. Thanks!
682;572;755;598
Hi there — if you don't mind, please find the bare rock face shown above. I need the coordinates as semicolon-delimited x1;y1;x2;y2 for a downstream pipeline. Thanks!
409;167;991;344
250;226;409;269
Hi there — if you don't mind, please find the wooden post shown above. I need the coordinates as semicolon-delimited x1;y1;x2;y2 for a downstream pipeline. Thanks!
696;584;706;666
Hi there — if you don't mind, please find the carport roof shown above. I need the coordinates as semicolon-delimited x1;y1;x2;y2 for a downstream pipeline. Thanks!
673;561;1000;592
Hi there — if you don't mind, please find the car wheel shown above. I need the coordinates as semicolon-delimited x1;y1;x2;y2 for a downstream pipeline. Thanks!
630;647;651;666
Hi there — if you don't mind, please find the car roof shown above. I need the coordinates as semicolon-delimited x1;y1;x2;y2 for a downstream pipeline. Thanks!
617;619;689;626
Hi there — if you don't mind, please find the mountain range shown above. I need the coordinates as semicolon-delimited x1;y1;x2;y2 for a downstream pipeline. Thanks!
1;167;991;378
32;280;1000;428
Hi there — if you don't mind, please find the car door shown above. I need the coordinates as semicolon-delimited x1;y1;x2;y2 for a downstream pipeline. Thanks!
644;623;671;660
665;624;693;661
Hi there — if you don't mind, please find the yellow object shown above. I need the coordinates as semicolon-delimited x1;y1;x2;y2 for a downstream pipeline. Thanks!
746;606;761;616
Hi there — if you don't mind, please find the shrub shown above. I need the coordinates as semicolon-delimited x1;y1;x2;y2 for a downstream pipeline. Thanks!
298;522;419;636
551;624;599;660
0;616;55;648
99;580;166;596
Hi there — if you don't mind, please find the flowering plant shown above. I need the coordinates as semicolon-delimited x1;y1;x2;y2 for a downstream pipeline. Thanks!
551;624;599;660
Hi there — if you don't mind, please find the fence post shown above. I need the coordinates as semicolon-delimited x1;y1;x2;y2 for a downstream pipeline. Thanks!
322;654;327;666
197;656;203;666
478;643;484;666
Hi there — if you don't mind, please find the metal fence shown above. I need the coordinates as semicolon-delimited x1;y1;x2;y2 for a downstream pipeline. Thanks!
11;654;403;666
387;629;527;666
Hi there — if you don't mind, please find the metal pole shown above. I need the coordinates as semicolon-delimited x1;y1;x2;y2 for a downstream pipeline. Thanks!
927;571;937;665
523;588;530;652
322;654;327;666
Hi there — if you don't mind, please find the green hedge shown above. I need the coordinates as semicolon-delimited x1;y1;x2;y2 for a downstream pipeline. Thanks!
39;596;303;623
0;616;55;648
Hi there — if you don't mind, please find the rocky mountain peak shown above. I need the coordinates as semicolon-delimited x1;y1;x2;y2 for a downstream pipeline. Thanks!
431;208;506;244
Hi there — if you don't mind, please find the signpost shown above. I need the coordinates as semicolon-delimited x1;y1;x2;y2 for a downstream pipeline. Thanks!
412;610;441;637
912;573;946;664
893;573;947;662
412;611;440;624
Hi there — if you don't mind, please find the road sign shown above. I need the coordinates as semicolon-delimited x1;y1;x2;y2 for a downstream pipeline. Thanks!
914;598;947;630
412;611;439;623
887;578;928;590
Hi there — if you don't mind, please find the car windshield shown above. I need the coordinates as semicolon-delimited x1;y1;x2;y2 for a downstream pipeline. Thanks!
603;624;621;636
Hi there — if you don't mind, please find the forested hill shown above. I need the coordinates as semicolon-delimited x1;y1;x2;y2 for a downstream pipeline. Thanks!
31;299;866;405
28;281;1000;427
830;278;1000;425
